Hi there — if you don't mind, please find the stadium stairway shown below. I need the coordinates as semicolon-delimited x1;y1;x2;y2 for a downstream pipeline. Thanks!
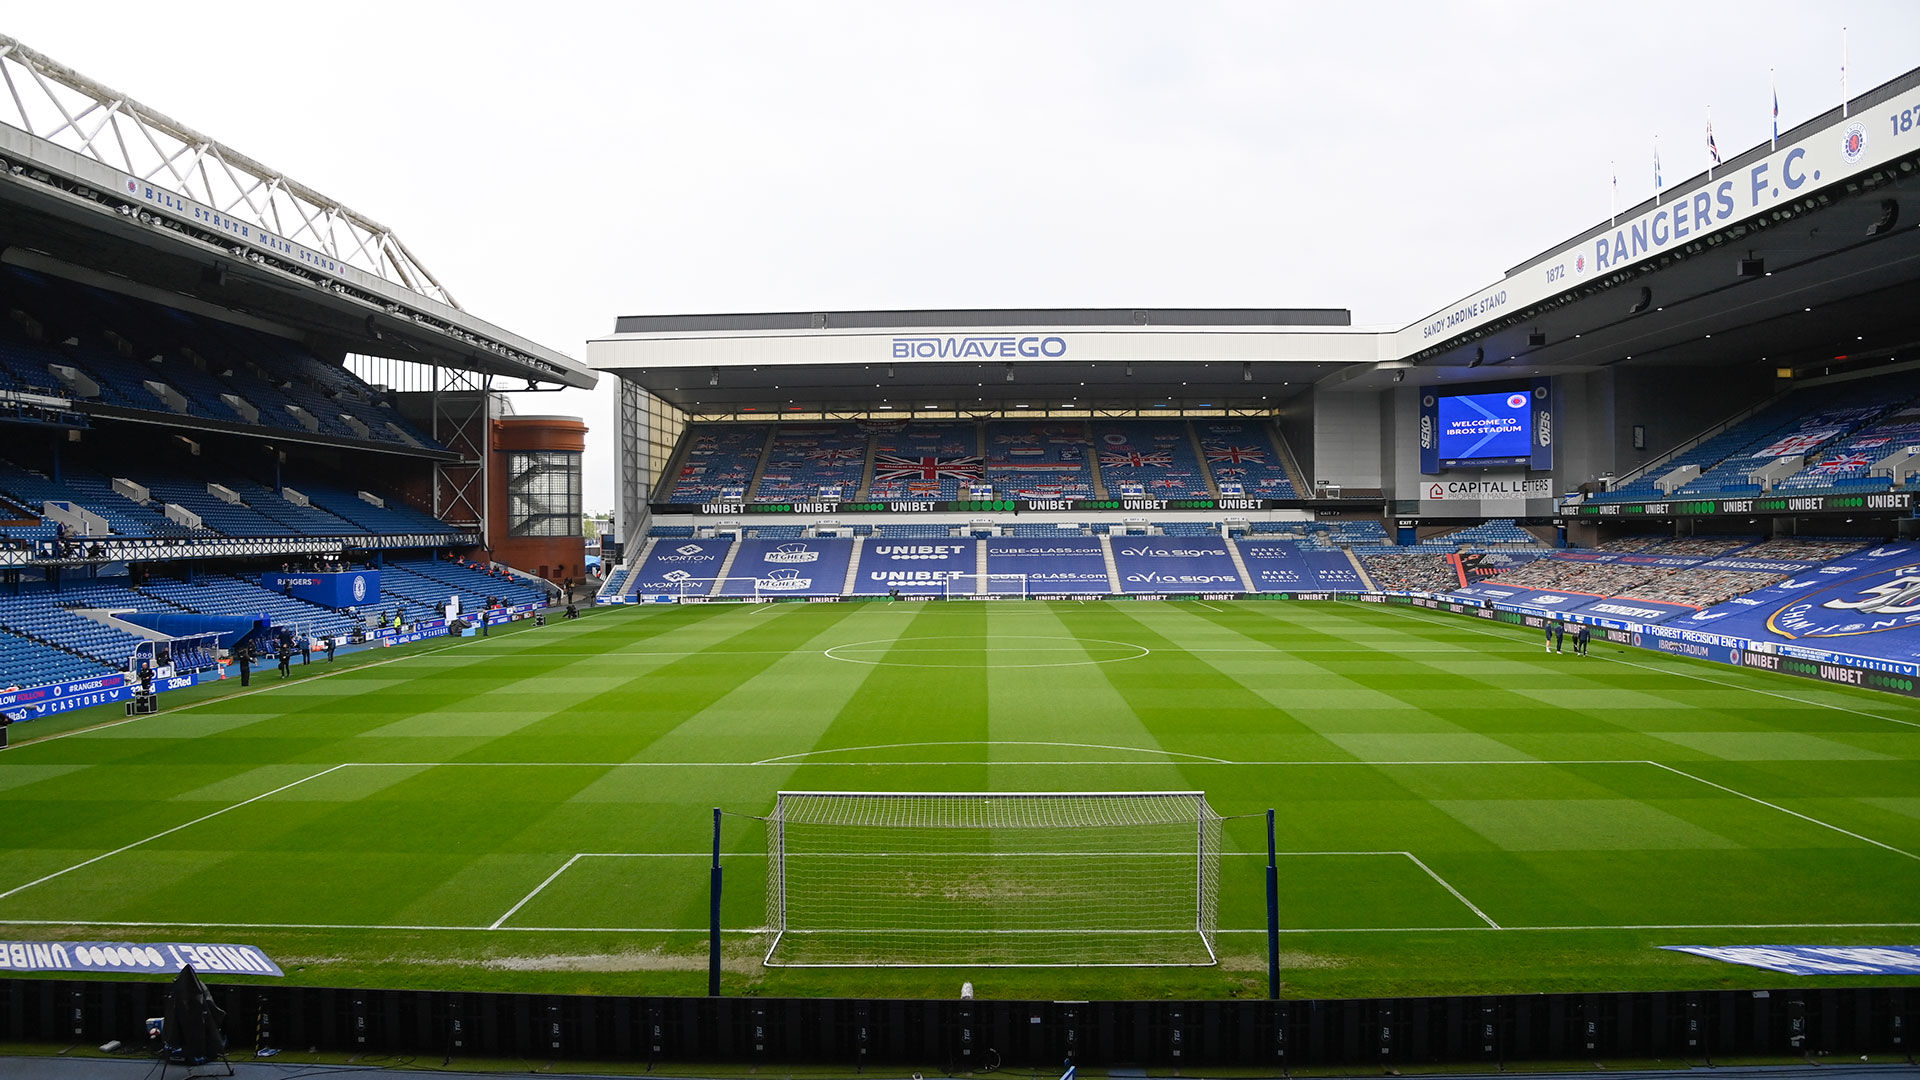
711;543;744;597
1223;538;1257;592
841;536;865;594
1343;548;1374;589
1099;534;1121;592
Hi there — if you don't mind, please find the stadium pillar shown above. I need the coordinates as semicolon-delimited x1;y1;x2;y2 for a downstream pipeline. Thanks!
1265;808;1280;1000
709;807;723;997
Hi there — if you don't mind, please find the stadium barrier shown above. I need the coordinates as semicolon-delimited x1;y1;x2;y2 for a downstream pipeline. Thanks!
0;977;1907;1066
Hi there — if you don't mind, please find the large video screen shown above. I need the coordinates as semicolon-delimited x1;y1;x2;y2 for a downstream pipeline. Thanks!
1436;388;1533;465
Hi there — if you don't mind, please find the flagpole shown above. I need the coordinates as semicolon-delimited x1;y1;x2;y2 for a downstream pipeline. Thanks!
1654;136;1662;206
1842;27;1849;117
1706;106;1715;180
1771;68;1778;151
1610;160;1617;226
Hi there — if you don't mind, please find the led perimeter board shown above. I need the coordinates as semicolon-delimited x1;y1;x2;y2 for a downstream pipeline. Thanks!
1420;378;1553;474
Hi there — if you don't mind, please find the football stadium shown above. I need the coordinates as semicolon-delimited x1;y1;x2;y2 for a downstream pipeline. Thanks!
2;22;1920;1076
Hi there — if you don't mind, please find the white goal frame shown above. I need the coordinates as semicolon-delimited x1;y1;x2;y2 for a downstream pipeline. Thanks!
763;790;1223;968
668;576;788;602
941;573;1029;599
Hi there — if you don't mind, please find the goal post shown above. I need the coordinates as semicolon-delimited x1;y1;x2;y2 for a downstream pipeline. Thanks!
670;576;783;602
763;790;1223;968
941;573;1029;599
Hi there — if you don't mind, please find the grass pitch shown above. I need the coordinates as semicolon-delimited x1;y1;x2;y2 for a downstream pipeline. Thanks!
2;598;1918;1000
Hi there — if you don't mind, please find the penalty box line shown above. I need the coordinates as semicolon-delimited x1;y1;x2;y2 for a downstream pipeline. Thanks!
486;850;1499;932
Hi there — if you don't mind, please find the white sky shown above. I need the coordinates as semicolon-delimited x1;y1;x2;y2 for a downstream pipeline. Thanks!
8;1;1920;511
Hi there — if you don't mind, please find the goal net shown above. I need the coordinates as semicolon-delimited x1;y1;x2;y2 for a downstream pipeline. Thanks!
941;573;1028;599
763;791;1222;968
669;576;784;602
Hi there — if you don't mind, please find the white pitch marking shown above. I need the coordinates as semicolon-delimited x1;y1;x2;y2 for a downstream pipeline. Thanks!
4;917;1913;935
0;764;351;901
1397;851;1501;928
1649;760;1920;862
753;740;1231;766
1192;601;1225;613
1599;654;1920;730
1376;601;1920;730
491;854;585;930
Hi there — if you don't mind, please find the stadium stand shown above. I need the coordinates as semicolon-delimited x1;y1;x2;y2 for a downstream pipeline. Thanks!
1091;419;1210;498
1595;370;1920;501
1774;404;1920;490
1615;568;1787;608
1476;557;1662;598
1640;535;1757;557
1592;534;1666;552
1;267;440;452
1192;419;1296;498
1432;519;1545;546
754;423;868;501
1357;552;1460;593
983;420;1096;499
868;421;982;502
0;626;108;686
664;425;768;503
0;455;196;537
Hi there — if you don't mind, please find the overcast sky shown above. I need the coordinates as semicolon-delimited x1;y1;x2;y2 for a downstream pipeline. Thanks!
8;1;1920;510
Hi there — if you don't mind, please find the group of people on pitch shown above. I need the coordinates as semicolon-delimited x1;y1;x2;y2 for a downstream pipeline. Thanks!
1544;619;1591;656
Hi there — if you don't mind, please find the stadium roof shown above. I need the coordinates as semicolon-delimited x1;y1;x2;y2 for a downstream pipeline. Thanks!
0;35;594;390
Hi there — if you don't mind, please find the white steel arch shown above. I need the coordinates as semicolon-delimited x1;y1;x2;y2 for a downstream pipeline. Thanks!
0;34;457;309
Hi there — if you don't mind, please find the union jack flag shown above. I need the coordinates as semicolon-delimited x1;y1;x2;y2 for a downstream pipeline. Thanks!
1150;478;1184;489
1099;449;1173;468
1811;454;1871;474
1205;445;1267;465
874;454;983;481
806;448;864;461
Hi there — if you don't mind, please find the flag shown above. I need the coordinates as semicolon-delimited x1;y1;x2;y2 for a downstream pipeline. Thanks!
1099;449;1174;468
1707;111;1720;165
1205;445;1268;464
1811;454;1871;475
1772;72;1780;147
873;454;982;482
1653;139;1663;194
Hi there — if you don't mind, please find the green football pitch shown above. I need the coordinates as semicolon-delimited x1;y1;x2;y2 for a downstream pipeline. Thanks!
3;598;1918;1000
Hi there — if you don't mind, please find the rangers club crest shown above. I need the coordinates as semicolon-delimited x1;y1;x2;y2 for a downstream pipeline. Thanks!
1842;122;1868;165
1766;562;1920;638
